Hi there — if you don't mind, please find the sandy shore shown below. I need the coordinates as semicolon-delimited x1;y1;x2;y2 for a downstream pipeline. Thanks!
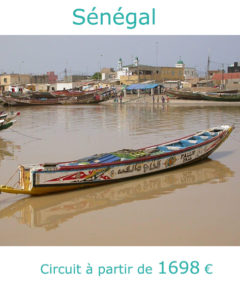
103;94;240;106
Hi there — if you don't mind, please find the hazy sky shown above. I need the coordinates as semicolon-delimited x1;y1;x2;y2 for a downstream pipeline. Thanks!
0;35;240;77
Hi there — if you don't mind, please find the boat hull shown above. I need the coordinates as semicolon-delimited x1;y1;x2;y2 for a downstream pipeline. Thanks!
31;142;222;194
1;97;62;106
0;121;14;131
166;89;240;101
0;125;233;195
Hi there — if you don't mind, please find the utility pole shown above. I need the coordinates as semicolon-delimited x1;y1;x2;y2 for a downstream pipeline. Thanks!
155;41;159;66
221;63;224;90
99;54;103;81
207;55;210;80
64;68;67;81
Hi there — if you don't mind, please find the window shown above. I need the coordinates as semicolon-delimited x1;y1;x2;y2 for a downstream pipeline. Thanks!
4;78;7;83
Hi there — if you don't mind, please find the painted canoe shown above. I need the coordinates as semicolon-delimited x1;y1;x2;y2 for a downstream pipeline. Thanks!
0;125;233;195
0;119;16;131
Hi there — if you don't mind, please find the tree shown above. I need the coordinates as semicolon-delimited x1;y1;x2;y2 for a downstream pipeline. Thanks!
92;72;101;80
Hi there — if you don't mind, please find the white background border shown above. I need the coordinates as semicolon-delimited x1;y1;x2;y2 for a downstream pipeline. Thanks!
0;0;240;299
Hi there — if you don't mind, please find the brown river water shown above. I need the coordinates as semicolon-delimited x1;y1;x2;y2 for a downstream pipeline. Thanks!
0;102;239;245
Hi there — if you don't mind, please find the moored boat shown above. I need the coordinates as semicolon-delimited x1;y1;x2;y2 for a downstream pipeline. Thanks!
166;89;240;101
1;88;116;106
0;111;20;121
0;119;16;131
0;125;233;196
200;92;240;101
166;89;204;100
0;111;19;131
1;96;63;106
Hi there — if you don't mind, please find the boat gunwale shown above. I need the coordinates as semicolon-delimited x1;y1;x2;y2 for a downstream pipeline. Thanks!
35;130;226;172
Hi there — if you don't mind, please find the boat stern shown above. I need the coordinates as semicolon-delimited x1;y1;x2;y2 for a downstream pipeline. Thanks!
0;165;34;195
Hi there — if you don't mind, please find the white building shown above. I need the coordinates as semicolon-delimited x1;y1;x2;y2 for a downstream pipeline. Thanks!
184;67;198;80
175;57;198;80
49;82;73;91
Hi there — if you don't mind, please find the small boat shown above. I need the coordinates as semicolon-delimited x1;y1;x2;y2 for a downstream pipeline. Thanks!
0;125;233;195
0;111;20;121
0;119;16;131
0;112;8;120
0;111;20;131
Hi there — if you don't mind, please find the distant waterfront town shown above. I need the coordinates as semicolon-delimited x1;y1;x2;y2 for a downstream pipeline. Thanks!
1;57;240;97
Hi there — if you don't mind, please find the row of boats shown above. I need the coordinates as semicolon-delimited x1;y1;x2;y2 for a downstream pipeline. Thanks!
166;89;240;101
0;88;116;106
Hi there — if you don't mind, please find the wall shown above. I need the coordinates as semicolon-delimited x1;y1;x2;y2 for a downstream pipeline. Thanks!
120;68;184;85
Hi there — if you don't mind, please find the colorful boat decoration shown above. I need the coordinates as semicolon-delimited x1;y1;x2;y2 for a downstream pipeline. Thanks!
0;125;233;195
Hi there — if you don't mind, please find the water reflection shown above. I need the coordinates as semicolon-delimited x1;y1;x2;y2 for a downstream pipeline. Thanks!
0;137;20;164
0;159;233;231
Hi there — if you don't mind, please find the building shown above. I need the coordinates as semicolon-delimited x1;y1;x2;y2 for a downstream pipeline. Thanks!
175;57;185;69
101;68;116;80
212;72;240;89
175;57;198;80
30;72;58;84
64;75;89;82
31;75;49;84
0;73;31;92
119;66;184;85
208;70;222;79
117;58;184;85
228;62;240;73
49;82;73;91
47;71;58;84
184;67;198;80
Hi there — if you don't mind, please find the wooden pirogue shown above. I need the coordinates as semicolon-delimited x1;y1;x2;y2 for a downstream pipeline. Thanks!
0;125;234;196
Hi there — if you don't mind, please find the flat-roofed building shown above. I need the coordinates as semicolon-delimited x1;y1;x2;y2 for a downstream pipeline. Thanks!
0;73;31;92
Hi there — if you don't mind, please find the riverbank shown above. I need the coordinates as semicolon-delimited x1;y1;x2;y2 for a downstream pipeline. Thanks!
103;94;240;106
